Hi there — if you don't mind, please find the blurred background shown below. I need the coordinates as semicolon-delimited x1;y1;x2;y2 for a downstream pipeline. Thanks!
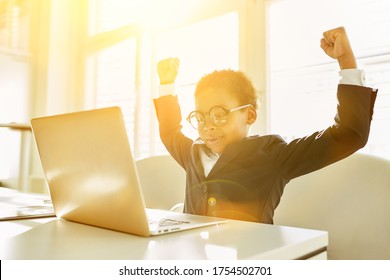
0;0;389;193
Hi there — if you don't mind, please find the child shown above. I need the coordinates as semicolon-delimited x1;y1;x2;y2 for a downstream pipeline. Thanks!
153;27;377;224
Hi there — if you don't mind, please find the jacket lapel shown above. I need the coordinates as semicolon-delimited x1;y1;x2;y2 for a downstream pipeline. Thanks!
206;142;243;178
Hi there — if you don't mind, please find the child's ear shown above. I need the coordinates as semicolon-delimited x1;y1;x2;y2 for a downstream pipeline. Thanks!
246;107;257;125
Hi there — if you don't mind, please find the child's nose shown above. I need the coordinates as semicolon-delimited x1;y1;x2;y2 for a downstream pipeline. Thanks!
203;115;216;130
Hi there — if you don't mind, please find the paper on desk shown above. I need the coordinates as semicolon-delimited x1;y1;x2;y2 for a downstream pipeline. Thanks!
0;188;55;221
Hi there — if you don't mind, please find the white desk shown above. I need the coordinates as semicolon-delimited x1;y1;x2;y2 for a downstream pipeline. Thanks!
0;216;327;260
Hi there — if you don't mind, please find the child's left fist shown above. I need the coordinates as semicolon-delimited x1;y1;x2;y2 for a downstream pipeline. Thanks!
320;26;356;69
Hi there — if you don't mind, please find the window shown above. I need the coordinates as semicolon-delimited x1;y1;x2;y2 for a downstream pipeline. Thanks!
267;0;390;159
0;0;30;52
85;0;245;159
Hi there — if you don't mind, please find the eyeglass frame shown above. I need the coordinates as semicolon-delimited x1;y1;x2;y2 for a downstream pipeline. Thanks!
186;104;253;130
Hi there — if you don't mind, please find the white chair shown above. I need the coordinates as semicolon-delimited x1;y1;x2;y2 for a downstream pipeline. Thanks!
136;155;185;211
274;153;390;259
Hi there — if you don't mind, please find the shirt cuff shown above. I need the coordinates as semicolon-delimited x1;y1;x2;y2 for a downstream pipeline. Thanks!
158;84;176;97
339;69;366;86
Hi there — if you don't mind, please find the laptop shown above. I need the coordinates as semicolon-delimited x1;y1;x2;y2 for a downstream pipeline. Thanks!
30;107;226;237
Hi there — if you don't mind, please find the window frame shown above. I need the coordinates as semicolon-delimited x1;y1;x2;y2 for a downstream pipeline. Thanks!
82;0;267;159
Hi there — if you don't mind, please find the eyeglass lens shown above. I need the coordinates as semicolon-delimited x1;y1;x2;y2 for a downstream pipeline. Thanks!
188;107;228;129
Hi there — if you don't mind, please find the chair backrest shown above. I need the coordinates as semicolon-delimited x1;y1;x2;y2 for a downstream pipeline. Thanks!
136;155;186;211
274;153;390;259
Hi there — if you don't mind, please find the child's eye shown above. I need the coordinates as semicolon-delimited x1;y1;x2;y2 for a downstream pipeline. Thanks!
213;113;225;120
210;108;227;120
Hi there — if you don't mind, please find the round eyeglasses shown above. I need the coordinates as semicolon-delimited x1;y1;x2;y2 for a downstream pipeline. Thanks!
186;104;252;130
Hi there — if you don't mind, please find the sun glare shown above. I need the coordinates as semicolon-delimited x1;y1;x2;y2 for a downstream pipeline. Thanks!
137;0;194;31
91;0;199;33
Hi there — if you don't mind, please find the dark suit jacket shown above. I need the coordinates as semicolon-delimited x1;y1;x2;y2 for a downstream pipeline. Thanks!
154;84;377;223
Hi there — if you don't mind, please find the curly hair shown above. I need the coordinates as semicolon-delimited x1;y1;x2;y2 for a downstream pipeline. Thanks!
194;70;259;110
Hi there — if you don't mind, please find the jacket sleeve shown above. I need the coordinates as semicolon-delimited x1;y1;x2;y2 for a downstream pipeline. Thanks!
272;84;377;181
153;95;193;170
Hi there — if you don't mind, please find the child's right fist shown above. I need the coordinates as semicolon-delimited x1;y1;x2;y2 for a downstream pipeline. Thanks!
157;58;180;85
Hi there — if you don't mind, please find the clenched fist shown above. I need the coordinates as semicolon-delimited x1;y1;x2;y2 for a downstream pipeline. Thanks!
157;57;180;85
320;27;357;69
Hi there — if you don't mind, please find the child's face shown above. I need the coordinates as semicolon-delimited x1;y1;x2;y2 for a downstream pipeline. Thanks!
195;87;251;154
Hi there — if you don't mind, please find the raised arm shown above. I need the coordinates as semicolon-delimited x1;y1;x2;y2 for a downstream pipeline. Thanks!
154;58;193;170
274;27;377;180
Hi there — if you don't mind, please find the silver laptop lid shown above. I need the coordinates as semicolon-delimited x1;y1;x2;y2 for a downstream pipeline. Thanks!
31;107;150;236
